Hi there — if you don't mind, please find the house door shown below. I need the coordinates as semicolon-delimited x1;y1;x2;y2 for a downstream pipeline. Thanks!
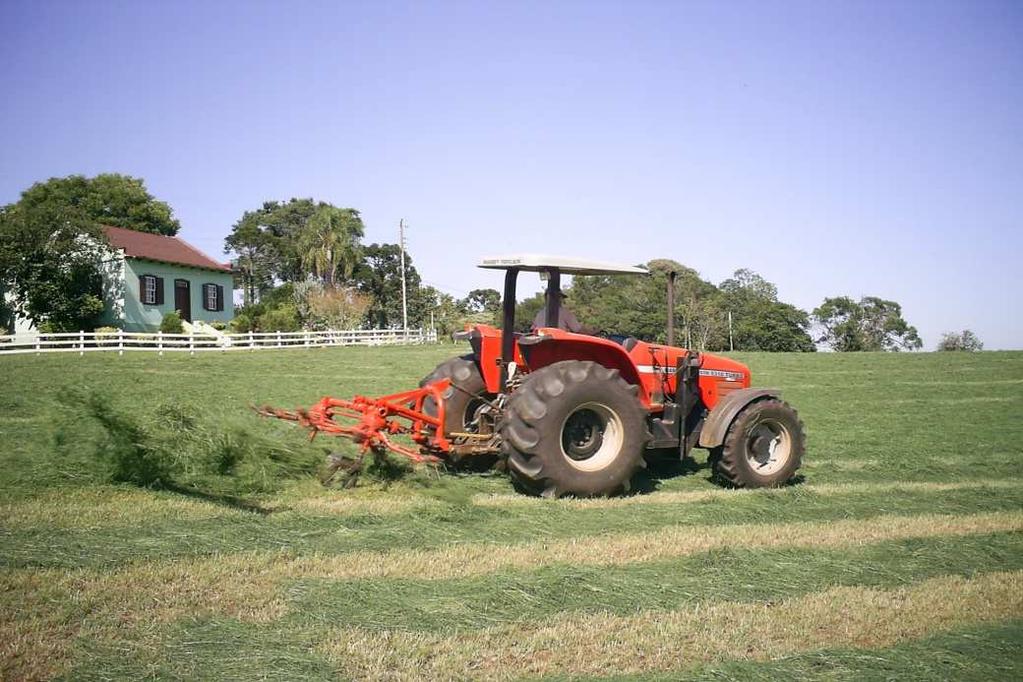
174;279;192;322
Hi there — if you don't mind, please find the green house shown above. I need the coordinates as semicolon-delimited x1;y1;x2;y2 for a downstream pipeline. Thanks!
100;226;234;332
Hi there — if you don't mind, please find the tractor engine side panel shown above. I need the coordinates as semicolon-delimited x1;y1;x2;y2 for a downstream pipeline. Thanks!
695;354;751;409
623;343;751;410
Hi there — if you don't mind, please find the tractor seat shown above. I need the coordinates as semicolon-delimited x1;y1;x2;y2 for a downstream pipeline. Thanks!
621;336;640;351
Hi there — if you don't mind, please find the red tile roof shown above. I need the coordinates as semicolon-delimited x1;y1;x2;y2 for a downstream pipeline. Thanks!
103;225;231;272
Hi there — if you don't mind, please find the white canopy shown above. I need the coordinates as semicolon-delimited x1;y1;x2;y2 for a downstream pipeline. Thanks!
478;254;648;276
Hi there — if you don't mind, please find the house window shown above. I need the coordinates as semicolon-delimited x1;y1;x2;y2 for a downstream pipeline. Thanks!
140;275;162;305
202;283;224;312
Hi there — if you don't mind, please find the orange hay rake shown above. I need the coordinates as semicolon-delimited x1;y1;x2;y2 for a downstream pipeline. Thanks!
255;380;452;464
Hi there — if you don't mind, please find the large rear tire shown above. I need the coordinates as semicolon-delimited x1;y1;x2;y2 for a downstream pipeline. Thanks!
710;398;804;488
419;355;491;437
501;360;648;498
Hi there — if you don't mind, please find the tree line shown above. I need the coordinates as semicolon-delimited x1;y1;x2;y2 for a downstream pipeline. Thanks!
0;173;984;351
504;260;926;353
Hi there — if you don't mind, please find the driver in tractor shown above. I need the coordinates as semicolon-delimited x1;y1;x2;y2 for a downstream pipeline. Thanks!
527;286;585;331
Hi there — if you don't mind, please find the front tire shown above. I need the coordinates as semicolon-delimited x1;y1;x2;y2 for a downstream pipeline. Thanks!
501;360;648;497
710;398;804;487
419;355;491;437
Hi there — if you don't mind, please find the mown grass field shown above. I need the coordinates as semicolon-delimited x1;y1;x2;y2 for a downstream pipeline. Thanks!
2;346;1022;680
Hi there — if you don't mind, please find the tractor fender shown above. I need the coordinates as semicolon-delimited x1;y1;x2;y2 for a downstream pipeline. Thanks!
698;388;781;448
517;333;648;402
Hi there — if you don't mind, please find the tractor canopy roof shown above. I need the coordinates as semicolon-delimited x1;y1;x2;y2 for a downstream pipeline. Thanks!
478;254;648;276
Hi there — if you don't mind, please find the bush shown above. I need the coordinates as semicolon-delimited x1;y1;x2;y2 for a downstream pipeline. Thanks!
229;312;257;333
209;320;227;331
160;310;184;334
302;286;371;330
937;330;983;352
260;304;301;332
94;326;120;335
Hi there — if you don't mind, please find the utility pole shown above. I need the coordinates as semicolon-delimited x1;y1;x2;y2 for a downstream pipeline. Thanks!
728;310;734;352
399;219;408;335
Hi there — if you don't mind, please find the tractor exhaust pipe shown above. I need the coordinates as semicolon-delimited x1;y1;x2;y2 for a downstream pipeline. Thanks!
666;270;676;346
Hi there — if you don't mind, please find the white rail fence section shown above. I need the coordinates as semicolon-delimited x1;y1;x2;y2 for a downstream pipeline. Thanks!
0;328;438;356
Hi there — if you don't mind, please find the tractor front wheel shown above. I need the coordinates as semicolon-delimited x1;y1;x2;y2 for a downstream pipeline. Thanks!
501;360;648;497
710;398;804;488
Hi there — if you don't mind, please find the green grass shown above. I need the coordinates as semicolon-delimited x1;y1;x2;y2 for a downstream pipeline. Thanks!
1;347;1022;680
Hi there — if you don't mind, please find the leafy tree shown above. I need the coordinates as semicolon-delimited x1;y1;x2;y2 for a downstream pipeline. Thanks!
937;330;983;352
570;259;723;347
15;174;179;235
514;291;546;332
419;285;469;337
718;268;814;352
224;208;278;307
296;205;364;287
352;243;424;328
463;288;501;314
0;199;106;332
224;199;363;301
720;268;778;301
813;296;922;351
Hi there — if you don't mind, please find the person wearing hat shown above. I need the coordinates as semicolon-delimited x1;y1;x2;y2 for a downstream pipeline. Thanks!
532;287;590;333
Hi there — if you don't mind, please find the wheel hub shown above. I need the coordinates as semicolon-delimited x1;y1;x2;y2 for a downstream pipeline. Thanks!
558;402;625;472
745;420;791;475
563;409;604;459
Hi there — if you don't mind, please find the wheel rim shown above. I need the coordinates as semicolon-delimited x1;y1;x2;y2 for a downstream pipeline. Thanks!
560;402;624;472
463;397;490;433
745;418;792;476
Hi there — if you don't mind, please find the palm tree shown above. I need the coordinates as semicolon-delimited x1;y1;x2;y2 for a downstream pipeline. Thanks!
298;206;364;288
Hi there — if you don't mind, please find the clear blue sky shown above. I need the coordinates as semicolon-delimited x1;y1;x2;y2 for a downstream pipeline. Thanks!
2;0;1021;348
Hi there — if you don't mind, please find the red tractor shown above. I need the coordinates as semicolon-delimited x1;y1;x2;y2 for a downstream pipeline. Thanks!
260;255;805;497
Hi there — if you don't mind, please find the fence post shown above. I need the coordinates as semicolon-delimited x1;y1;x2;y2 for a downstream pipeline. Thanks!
277;330;282;348
189;330;195;356
118;330;124;356
249;330;254;351
304;331;310;349
35;334;41;355
158;330;164;356
79;330;85;356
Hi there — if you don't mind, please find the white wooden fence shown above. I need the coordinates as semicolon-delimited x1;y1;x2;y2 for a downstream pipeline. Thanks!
0;328;438;356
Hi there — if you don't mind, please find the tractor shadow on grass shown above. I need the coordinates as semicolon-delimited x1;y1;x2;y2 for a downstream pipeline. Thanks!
629;454;707;495
161;483;275;516
629;454;807;495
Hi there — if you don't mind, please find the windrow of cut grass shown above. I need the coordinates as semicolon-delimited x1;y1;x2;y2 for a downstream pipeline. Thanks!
320;571;1023;680
5;483;1023;570
3;477;1017;533
6;518;1022;680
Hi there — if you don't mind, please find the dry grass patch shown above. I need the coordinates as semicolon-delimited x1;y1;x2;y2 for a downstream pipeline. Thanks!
321;570;1023;680
472;479;1023;509
285;492;438;516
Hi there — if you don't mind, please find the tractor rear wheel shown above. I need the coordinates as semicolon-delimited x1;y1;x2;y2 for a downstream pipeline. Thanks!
419;355;492;437
710;398;804;488
501;360;648;497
